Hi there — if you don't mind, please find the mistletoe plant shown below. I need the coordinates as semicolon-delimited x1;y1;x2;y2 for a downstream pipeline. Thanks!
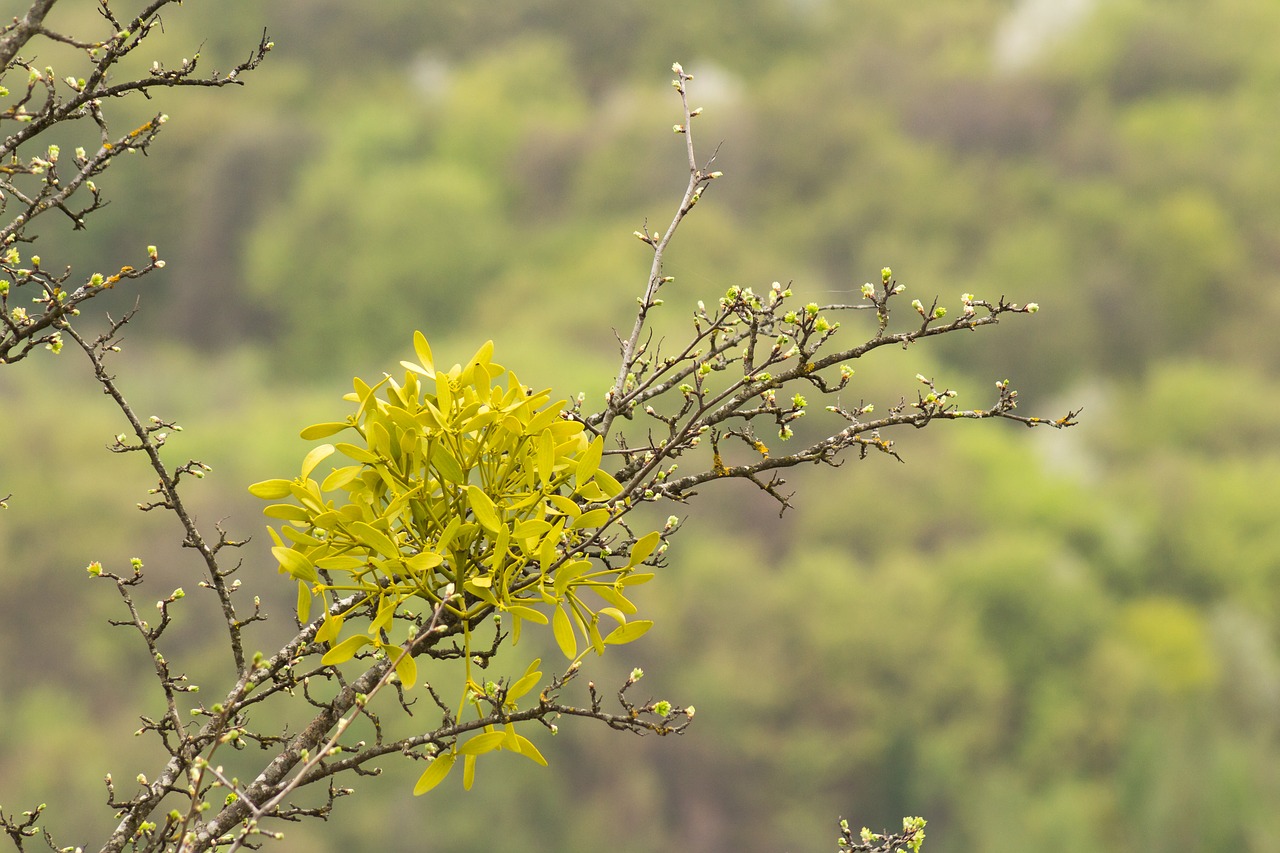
250;333;663;793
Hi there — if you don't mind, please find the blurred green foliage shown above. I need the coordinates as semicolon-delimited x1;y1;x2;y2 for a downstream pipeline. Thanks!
4;0;1280;851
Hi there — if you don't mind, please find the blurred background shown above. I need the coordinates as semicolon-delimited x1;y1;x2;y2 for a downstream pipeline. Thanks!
3;0;1280;850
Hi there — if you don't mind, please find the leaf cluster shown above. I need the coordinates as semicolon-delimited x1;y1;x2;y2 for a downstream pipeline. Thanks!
254;332;660;657
250;332;664;795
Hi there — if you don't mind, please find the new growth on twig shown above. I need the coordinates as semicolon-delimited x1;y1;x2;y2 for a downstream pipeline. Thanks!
591;63;1077;515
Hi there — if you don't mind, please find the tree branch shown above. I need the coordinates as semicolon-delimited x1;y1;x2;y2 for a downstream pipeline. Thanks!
0;0;58;70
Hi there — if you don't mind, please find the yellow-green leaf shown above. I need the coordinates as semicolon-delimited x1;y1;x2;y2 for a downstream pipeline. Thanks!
550;419;585;442
320;465;363;492
463;410;499;434
314;555;366;571
604;620;653;645
369;595;398;634
506;604;548;625
627;531;662;568
489;521;510;574
512;734;548;766
536;430;556;484
552;604;577;659
594;585;637;614
575;481;608;502
401;359;430;376
353;374;390;422
507;668;542;702
412;331;435;376
413;751;455;796
272;546;318;583
299;444;335;480
598;606;627;625
539;520;565;570
321;634;373;665
405;551;444;572
458;730;507;756
513;518;552;541
299;422;350;440
575;435;604;483
281;526;323;546
296;581;312;623
430;442;464;484
593;467;623;497
315;613;343;644
248;479;293;500
464;579;499;606
335;442;378;463
571;508;611;530
468;339;495;371
525;405;564;436
434;372;455;414
463;754;476;791
545;494;581;518
467;485;502;533
368;421;392;459
351;521;399;559
436;516;463;551
387;644;417;689
552;559;591;597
